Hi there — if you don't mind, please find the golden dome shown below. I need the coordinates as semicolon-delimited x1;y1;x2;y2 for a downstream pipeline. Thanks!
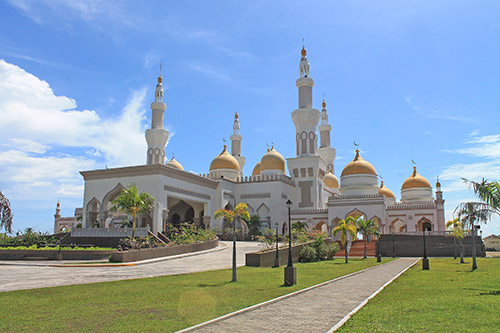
378;181;395;199
301;46;306;56
252;161;261;176
323;171;339;188
209;145;240;171
322;99;326;108
341;150;377;177
401;167;432;190
166;156;184;171
158;75;162;84
261;147;286;172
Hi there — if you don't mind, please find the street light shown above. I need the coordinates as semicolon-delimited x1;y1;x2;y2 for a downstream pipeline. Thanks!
284;199;296;286
422;226;429;270
273;222;279;268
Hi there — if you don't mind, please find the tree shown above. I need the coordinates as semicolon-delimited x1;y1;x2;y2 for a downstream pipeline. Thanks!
356;218;380;259
110;185;154;238
247;215;262;238
333;216;357;263
446;217;465;263
214;203;250;282
463;178;500;214
0;191;13;233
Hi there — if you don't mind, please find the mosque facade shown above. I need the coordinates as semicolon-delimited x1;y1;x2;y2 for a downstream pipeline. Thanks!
59;47;445;236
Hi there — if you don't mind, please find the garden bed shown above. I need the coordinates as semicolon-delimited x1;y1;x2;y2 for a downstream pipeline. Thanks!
245;241;314;267
0;249;115;260
110;239;219;263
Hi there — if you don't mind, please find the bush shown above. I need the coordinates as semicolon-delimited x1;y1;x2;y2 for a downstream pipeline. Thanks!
299;245;318;262
299;233;339;262
117;236;165;251
169;224;217;244
0;228;57;246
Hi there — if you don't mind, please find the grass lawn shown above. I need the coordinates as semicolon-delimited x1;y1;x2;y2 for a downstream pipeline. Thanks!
0;258;385;332
339;258;500;332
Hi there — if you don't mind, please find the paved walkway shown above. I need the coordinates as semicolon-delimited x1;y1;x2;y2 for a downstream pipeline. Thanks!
0;241;261;292
182;258;419;333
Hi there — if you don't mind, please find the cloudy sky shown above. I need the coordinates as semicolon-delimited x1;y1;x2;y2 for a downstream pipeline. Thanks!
0;1;499;235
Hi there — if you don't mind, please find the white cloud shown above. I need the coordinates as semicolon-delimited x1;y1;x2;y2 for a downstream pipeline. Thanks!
0;59;149;202
188;62;232;82
405;96;475;123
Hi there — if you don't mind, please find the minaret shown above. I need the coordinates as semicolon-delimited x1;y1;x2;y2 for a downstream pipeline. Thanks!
55;201;61;219
291;46;320;157
230;112;246;172
145;73;169;165
317;99;336;172
434;177;445;231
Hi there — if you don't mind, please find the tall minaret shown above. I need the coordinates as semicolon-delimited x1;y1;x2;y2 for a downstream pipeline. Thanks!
230;112;246;171
145;73;169;165
317;99;336;172
434;177;445;232
291;46;320;157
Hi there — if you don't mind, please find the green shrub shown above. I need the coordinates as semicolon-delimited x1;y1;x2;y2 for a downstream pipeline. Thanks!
169;224;217;245
0;245;114;251
299;245;318;262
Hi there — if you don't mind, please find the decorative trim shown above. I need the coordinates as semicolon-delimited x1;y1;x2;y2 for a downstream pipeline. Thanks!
164;185;210;200
240;193;271;199
224;192;235;199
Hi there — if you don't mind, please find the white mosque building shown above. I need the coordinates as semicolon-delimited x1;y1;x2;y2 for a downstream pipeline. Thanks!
57;46;445;236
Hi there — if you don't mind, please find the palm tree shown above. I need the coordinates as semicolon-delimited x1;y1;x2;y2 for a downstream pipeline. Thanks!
110;185;155;238
333;216;358;263
463;178;500;214
0;191;13;233
356;218;380;259
214;203;250;282
446;217;465;263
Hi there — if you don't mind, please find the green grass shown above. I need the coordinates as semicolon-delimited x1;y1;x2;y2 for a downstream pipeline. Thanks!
0;258;385;332
339;258;500;332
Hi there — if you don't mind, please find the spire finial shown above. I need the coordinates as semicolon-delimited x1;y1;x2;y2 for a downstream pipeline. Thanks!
158;61;163;83
322;99;326;108
235;112;238;119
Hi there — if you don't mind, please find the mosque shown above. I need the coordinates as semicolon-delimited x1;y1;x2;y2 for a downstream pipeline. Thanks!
55;46;445;237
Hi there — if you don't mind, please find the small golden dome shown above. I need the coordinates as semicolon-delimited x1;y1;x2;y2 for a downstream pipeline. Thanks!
158;75;162;84
166;156;184;171
341;150;377;177
379;181;396;199
323;171;339;188
322;99;326;108
252;161;261;176
301;46;306;56
209;145;240;171
401;167;432;190
261;147;286;172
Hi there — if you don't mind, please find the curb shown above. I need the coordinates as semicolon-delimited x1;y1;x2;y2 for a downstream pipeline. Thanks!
177;258;402;332
326;257;420;332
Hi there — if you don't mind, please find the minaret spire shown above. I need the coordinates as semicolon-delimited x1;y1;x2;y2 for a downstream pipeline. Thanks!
145;69;169;165
230;112;245;172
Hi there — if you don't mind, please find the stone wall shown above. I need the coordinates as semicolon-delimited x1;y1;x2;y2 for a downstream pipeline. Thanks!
378;234;485;257
245;242;313;267
0;249;114;260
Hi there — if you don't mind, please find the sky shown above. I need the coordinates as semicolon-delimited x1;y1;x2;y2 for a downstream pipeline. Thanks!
0;1;499;236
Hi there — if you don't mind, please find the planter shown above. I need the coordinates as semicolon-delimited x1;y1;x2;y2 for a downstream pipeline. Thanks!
0;249;114;261
245;242;314;267
111;239;219;263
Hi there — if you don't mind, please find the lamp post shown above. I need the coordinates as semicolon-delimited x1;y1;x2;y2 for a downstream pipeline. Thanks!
422;227;429;270
284;199;296;286
273;222;280;267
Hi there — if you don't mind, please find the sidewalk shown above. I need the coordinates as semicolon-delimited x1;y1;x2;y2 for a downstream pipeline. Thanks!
181;258;419;333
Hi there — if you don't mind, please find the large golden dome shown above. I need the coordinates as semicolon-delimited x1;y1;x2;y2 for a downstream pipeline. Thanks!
323;171;339;188
165;156;183;171
252;161;261;176
261;147;286;172
401;167;432;190
341;150;377;177
378;181;395;199
209;145;240;171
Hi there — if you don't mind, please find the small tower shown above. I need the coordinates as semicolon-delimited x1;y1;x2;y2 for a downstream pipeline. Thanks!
317;99;336;172
434;177;445;231
230;112;246;172
291;45;319;157
55;201;61;219
145;73;170;165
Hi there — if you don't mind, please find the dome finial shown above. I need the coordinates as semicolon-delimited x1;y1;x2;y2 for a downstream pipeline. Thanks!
322;99;326;108
158;61;163;83
235;112;238;119
301;38;306;56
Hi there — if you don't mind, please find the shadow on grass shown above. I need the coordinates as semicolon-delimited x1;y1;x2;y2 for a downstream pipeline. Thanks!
197;282;231;288
479;290;500;296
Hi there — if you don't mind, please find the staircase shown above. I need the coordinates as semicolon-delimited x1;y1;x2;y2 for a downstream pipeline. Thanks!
335;240;377;257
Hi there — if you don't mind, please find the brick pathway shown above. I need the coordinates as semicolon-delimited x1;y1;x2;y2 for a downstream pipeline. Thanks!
181;258;419;333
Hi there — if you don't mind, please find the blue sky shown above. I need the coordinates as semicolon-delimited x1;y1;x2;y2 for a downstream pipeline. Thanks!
0;1;499;236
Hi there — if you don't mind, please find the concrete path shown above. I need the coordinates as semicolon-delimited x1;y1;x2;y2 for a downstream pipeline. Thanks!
0;241;261;292
182;258;419;333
